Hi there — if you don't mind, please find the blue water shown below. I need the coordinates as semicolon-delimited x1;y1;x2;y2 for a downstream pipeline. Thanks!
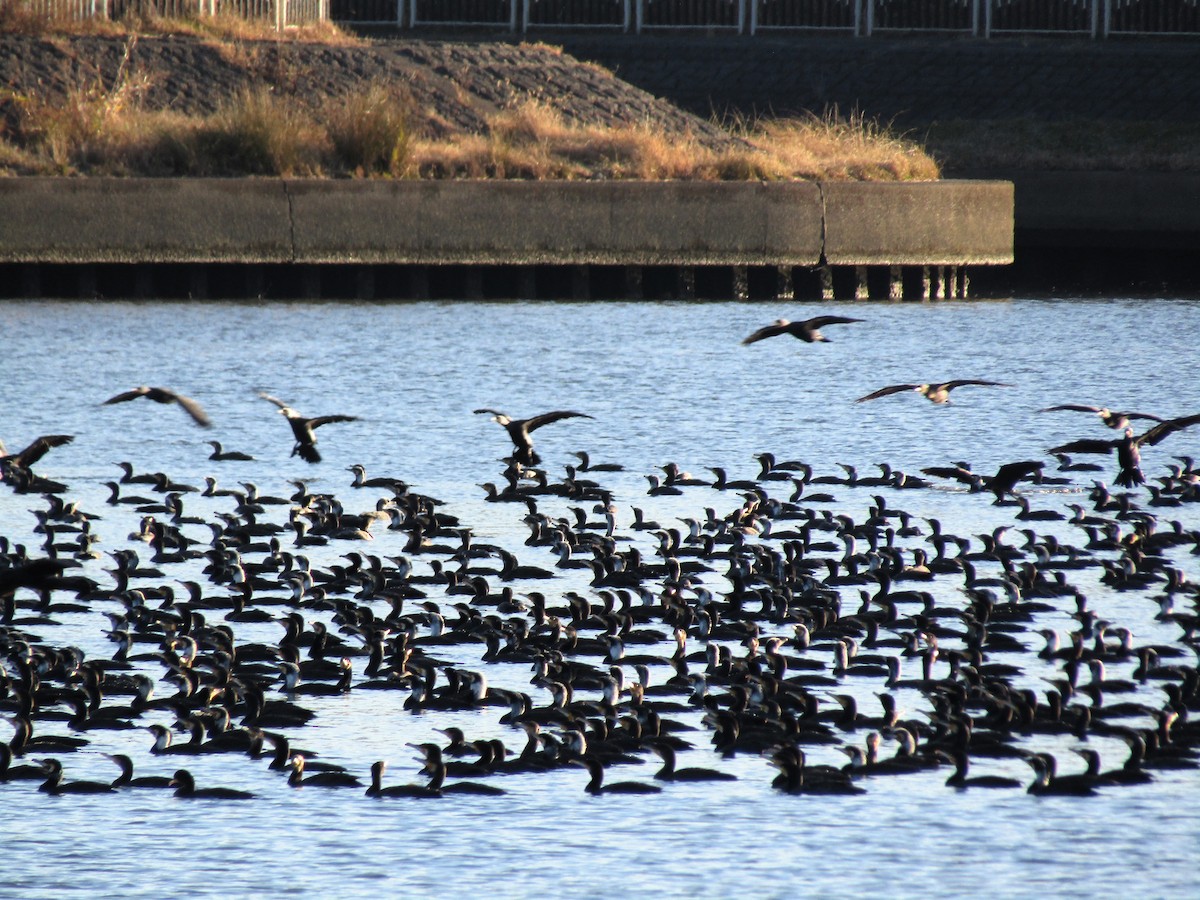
2;296;1199;898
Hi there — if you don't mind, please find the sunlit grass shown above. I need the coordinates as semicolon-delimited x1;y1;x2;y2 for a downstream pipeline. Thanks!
404;101;937;182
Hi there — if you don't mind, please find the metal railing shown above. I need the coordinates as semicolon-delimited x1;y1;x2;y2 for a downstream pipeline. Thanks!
332;0;1200;35
10;0;329;26
14;0;1200;34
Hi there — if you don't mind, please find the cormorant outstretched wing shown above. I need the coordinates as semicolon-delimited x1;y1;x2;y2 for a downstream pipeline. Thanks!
1136;412;1200;447
1039;404;1163;428
307;415;359;431
523;410;593;433
104;386;210;427
805;315;864;330
920;464;976;485
741;320;792;345
1;434;74;469
986;460;1045;498
742;315;862;345
856;384;921;403
1046;438;1118;455
940;379;1009;391
1040;403;1106;414
258;392;291;410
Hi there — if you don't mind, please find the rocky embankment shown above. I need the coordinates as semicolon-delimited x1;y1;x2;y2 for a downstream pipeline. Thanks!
0;33;741;151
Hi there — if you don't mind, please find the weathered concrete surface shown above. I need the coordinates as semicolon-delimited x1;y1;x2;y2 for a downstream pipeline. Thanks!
0;178;293;263
823;181;1014;265
287;180;825;265
0;177;1012;266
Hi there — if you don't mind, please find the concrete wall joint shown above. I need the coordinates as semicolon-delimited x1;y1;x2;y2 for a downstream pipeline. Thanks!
282;177;298;263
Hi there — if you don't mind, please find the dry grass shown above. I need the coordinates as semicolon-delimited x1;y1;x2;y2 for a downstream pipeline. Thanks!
404;101;937;182
0;20;938;181
3;35;154;173
747;111;941;182
324;82;411;177
194;87;329;175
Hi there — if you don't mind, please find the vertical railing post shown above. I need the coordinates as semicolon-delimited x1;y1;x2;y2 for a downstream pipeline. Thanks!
984;0;992;38
509;0;517;31
1102;0;1112;38
736;0;744;34
971;0;979;36
749;0;757;36
410;0;418;28
623;0;631;33
521;0;529;32
635;0;643;33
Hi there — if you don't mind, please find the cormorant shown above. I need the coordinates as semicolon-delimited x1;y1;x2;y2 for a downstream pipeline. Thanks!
1048;414;1200;488
741;315;863;345
856;380;1010;404
474;409;592;465
103;386;211;427
1039;404;1163;431
0;434;74;471
259;393;358;463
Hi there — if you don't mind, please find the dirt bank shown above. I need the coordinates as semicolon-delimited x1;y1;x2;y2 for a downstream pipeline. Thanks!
0;33;741;150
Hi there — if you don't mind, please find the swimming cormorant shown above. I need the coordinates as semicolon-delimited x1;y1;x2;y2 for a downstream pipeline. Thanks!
169;768;255;799
207;441;254;461
573;756;662;795
105;753;174;788
288;754;364;788
37;758;117;794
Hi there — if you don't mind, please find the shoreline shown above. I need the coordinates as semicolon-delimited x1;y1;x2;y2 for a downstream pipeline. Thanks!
0;177;1010;300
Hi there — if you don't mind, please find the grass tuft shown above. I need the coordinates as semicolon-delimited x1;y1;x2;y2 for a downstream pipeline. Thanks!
741;110;941;182
324;82;411;177
197;86;327;176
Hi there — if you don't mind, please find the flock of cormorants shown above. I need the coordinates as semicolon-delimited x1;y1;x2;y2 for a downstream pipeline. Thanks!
2;312;1200;802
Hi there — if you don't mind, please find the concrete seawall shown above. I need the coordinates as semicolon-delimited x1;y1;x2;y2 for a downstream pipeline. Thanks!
0;177;1011;269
